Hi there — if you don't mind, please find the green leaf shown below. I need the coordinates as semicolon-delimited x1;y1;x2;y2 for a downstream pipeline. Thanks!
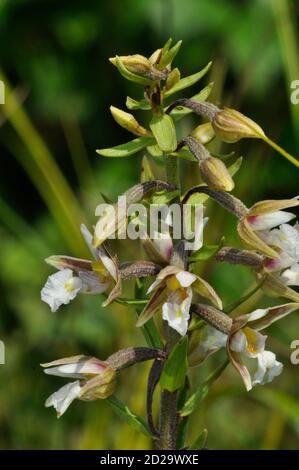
180;360;229;417
114;56;153;86
96;136;154;157
170;149;197;162
189;429;208;450
168;83;214;121
107;395;153;437
150;114;177;153
159;40;182;69
228;156;243;177
164;62;212;98
188;237;225;262
147;144;163;157
126;96;151;110
160;337;188;392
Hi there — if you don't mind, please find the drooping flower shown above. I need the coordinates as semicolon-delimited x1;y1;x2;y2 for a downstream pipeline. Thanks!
237;198;299;259
137;265;222;336
190;302;299;390
41;355;116;417
41;224;118;312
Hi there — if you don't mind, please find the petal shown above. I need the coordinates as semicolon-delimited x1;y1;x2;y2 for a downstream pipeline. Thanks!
136;285;167;327
45;255;92;272
247;302;299;330
238;218;279;259
247;211;295;231
262;273;299;302
43;357;107;379
249;198;299;216
45;381;82;417
175;270;197;288
188;325;228;367
80;224;99;259
162;299;190;336
79;271;111;294
193;276;223;310
281;265;299;286
41;269;82;312
97;247;118;281
152;232;173;262
227;345;252;392
230;330;248;353
252;351;283;386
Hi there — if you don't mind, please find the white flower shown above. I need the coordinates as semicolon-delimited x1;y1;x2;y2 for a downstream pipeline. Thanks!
162;270;197;336
41;269;82;312
42;355;115;417
252;351;283;386
230;327;267;358
281;264;299;286
41;225;118;312
261;224;299;284
137;264;222;335
192;303;299;391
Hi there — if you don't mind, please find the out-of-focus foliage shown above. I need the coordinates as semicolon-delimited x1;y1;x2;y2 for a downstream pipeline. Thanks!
0;0;299;450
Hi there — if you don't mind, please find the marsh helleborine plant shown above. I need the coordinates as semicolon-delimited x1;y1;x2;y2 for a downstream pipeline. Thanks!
41;39;299;450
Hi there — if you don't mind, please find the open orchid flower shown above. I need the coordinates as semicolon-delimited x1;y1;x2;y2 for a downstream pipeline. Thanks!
262;223;299;275
41;224;118;312
137;264;222;336
41;355;116;417
237;198;299;259
190;302;299;391
252;223;299;302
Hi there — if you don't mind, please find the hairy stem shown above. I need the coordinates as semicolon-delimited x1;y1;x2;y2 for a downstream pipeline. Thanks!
157;155;181;450
158;328;180;449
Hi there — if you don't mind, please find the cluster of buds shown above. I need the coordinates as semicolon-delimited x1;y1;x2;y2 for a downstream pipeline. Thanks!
40;39;299;449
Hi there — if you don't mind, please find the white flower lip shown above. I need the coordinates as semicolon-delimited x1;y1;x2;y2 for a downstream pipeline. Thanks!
252;351;283;386
45;381;82;417
41;269;83;313
162;287;193;336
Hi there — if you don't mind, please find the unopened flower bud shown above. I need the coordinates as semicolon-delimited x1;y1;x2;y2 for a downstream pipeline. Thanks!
110;106;149;136
212;107;265;143
110;54;151;75
191;122;215;145
165;68;181;91
200;156;235;191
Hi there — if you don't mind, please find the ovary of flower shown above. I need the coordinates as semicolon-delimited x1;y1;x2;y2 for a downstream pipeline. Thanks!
41;269;83;313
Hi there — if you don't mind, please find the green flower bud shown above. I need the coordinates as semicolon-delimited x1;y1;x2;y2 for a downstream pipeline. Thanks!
212;107;265;143
200;156;235;191
110;106;149;136
190;122;215;145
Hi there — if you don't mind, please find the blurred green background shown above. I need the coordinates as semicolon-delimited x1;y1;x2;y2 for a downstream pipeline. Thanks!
0;0;299;450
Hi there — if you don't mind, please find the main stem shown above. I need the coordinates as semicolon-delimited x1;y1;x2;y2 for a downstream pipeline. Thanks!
157;155;181;450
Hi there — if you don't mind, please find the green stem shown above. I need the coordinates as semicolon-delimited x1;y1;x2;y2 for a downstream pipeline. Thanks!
262;135;299;168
